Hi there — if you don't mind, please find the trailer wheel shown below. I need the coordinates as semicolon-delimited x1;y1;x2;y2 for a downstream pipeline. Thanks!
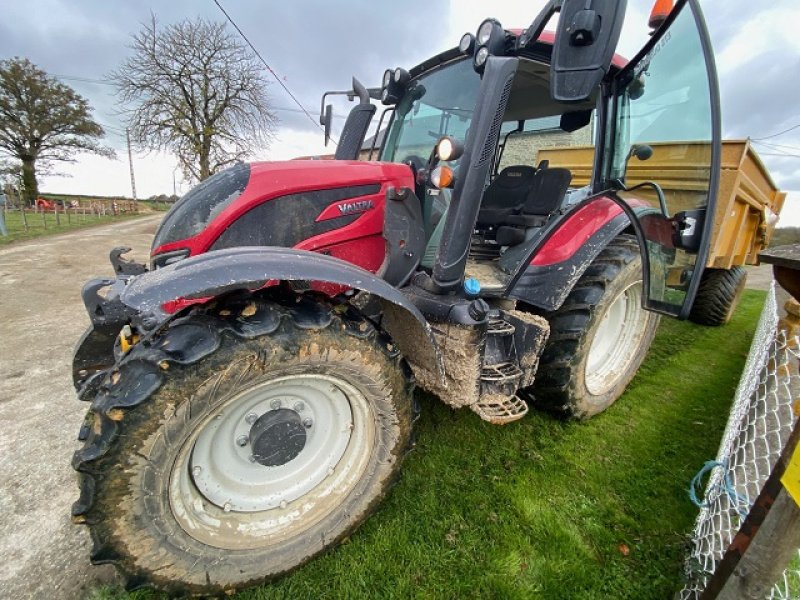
525;235;660;419
688;267;747;326
71;298;413;596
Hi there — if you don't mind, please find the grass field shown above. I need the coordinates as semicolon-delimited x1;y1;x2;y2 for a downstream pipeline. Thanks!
90;291;766;600
0;210;147;246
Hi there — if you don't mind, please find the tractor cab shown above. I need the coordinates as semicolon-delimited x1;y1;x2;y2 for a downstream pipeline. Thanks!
361;0;720;319
376;49;601;289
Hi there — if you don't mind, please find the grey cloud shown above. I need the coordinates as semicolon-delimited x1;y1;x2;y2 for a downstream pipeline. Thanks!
0;0;449;141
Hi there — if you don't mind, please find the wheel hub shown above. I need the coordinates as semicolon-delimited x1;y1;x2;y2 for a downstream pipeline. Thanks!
187;376;354;512
249;408;307;467
585;281;648;396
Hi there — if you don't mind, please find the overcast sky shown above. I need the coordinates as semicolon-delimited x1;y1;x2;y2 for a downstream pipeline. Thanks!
2;0;798;226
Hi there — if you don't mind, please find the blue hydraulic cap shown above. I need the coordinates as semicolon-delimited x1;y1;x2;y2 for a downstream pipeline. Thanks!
463;277;481;297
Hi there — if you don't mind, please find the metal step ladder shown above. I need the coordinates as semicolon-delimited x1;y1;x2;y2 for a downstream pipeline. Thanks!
472;318;529;424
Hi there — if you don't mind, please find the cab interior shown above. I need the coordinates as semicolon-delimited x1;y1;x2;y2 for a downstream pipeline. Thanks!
420;57;599;291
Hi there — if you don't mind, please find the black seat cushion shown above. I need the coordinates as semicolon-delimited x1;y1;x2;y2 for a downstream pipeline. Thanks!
496;226;526;246
477;165;537;226
519;167;572;216
504;213;548;228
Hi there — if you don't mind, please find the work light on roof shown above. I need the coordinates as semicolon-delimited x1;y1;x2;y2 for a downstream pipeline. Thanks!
393;67;410;86
459;32;475;55
382;69;392;88
474;46;490;68
477;19;500;45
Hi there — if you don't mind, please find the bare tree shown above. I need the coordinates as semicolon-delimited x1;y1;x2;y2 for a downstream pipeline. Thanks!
112;16;277;181
0;58;112;204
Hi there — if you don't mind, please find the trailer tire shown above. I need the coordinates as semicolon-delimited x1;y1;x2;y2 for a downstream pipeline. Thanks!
524;235;660;419
688;267;747;326
71;297;414;596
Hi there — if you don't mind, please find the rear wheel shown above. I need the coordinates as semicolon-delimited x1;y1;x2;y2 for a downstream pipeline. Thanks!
527;235;660;418
688;266;747;326
72;297;413;595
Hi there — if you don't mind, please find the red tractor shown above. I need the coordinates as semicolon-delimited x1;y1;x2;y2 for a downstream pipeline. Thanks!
71;0;722;594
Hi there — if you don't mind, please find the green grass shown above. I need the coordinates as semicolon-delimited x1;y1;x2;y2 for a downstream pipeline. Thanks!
89;291;766;600
0;210;145;246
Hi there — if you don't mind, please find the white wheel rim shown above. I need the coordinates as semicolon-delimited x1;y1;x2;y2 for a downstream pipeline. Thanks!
169;374;375;549
585;281;648;396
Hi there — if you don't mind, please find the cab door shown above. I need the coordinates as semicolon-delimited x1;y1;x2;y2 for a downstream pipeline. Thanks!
598;0;721;318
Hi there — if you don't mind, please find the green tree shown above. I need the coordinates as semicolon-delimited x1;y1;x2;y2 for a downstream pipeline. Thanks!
111;16;277;181
0;58;112;204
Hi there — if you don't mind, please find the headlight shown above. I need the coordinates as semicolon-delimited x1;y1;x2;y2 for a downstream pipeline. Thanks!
459;32;475;54
436;136;464;162
382;69;392;88
477;19;498;45
475;46;490;67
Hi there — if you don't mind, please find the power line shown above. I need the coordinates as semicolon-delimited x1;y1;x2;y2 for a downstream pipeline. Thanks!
756;152;800;159
212;0;326;136
752;123;800;141
53;74;114;86
751;139;800;153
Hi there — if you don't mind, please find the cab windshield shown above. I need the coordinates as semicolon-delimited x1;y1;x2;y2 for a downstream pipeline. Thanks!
380;59;481;165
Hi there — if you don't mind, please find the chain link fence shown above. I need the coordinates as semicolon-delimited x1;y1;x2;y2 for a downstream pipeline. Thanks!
679;282;800;599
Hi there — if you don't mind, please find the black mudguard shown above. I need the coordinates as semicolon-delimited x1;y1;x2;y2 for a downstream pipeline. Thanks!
121;247;443;378
509;212;632;311
73;276;137;391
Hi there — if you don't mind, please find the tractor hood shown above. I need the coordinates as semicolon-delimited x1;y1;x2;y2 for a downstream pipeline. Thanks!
151;159;414;260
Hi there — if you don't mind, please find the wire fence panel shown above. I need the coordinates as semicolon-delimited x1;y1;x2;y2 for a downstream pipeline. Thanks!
680;282;800;599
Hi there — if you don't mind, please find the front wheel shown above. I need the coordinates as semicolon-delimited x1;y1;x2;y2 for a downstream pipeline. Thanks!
72;298;413;595
526;235;660;419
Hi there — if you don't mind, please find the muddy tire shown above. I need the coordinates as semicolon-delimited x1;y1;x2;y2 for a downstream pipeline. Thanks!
71;297;414;596
688;267;746;326
526;235;660;419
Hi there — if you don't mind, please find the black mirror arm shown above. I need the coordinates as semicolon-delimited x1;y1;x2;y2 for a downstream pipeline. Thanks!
517;0;562;50
613;179;669;218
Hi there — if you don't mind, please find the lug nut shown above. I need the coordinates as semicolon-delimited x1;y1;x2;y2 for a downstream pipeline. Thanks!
248;455;257;463
236;435;249;447
192;466;202;477
223;502;231;513
293;402;305;412
303;418;313;429
271;399;282;410
245;412;258;424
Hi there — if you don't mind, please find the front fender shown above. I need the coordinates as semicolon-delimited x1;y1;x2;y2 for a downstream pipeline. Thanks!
509;211;630;311
121;246;443;378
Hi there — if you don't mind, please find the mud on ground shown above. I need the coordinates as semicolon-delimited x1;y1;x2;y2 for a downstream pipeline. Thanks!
0;216;161;600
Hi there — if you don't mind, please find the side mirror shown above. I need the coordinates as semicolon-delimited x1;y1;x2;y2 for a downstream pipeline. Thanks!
323;104;333;147
551;0;628;102
560;110;592;132
631;144;653;161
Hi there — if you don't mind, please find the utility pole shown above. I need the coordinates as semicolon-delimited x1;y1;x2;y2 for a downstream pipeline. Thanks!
126;128;137;205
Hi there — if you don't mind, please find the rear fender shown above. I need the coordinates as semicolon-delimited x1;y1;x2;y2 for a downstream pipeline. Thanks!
508;196;656;311
121;247;443;379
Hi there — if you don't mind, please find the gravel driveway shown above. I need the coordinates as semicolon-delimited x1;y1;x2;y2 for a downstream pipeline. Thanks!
0;215;776;599
0;216;161;600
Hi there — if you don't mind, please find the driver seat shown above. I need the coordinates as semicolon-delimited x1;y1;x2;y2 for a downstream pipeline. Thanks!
495;166;572;246
476;165;538;226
